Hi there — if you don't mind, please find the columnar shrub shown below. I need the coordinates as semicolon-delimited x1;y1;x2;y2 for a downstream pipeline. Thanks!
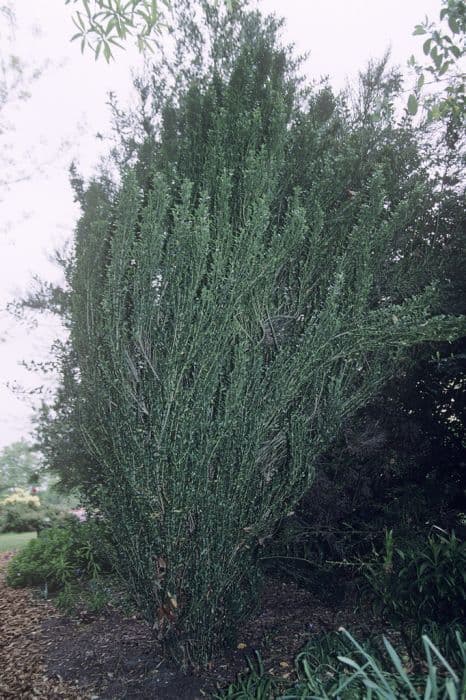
68;9;465;666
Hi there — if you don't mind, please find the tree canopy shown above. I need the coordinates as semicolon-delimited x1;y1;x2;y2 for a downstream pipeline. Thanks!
0;440;41;492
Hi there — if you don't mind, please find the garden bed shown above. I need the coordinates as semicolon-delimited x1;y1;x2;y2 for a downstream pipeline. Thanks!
0;549;365;698
41;579;364;697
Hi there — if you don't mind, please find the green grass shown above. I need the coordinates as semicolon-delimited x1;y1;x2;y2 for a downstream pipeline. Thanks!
0;531;37;553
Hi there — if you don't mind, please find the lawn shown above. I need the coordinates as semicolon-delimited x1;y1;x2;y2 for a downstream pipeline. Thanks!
0;531;36;553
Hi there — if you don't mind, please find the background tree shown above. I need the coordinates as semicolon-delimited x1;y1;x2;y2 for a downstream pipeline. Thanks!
408;0;465;120
64;0;233;61
65;0;171;61
0;3;49;194
0;439;42;492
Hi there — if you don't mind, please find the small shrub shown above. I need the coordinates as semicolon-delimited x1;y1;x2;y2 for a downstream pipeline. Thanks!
6;526;75;588
6;520;111;590
0;502;43;533
54;577;112;615
0;500;75;534
1;488;41;508
363;529;466;627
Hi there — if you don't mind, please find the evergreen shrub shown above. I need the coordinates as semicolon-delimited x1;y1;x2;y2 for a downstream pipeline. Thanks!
65;5;465;666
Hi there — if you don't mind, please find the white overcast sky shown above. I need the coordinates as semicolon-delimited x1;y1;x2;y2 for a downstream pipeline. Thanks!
0;0;442;449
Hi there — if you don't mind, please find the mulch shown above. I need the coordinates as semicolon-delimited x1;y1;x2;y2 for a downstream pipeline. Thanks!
0;551;86;699
0;550;364;699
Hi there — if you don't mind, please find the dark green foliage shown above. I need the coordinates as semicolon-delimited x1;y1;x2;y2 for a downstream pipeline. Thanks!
6;527;76;588
54;576;113;615
363;530;466;628
6;521;110;590
41;3;466;667
215;654;280;699
265;211;465;599
219;629;466;699
34;341;99;492
417;622;466;671
264;346;466;601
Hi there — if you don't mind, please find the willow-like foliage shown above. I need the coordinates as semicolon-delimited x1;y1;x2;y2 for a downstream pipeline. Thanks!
70;13;465;667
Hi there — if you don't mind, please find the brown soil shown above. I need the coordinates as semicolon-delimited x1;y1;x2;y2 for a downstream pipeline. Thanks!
1;551;363;699
42;610;204;699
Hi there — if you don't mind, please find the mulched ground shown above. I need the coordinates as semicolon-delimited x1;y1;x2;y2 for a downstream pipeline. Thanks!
0;552;85;699
0;551;365;699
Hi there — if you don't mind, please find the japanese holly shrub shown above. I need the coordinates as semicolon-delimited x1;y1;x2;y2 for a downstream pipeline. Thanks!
65;5;466;667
